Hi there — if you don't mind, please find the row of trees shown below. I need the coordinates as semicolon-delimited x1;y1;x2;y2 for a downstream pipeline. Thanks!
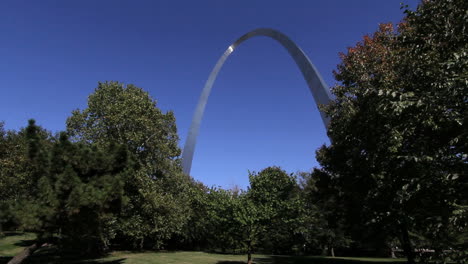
0;82;192;256
0;1;466;263
0;83;346;262
0;113;386;260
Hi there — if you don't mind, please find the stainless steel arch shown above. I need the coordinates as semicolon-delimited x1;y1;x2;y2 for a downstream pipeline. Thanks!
182;28;333;175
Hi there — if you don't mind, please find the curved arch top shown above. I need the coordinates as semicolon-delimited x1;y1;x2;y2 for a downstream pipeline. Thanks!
182;28;333;175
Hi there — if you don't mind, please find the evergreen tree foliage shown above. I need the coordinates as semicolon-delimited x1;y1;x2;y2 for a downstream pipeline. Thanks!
10;120;135;254
0;122;51;235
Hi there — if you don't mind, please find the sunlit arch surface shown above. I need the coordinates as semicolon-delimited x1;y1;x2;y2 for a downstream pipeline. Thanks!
182;28;333;175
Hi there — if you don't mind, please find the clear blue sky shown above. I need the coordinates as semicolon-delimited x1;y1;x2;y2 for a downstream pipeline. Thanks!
1;0;417;189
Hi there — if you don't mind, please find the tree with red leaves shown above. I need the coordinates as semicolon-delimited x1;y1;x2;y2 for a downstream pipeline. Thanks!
316;0;467;263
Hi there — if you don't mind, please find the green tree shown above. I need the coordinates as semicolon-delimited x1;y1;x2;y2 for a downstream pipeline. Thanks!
233;194;263;264
317;0;467;263
172;180;211;250
247;167;304;254
299;170;351;257
66;81;191;249
66;81;180;175
10;120;134;259
0;122;51;235
173;180;236;251
205;187;239;251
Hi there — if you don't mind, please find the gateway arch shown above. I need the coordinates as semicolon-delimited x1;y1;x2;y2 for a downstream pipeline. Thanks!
182;28;333;175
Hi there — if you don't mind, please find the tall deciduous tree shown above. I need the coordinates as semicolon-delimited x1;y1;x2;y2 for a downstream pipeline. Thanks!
247;167;304;254
233;194;263;264
317;0;467;263
66;81;180;175
299;170;351;257
66;81;191;249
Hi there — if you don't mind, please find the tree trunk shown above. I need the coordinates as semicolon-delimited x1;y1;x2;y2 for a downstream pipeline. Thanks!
391;248;396;258
330;246;335;257
139;237;144;250
7;243;44;264
321;246;328;256
399;222;415;264
247;240;253;264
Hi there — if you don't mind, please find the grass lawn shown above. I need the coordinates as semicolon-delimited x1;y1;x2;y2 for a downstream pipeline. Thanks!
0;232;36;257
0;232;407;264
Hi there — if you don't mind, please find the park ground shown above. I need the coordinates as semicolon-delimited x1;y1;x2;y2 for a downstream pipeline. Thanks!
0;232;407;264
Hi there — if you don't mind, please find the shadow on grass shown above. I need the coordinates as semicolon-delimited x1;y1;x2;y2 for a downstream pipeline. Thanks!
0;257;125;264
13;239;36;247
2;232;25;237
253;256;406;264
0;246;126;264
32;246;126;264
0;257;12;264
217;256;407;264
24;257;126;264
216;257;275;264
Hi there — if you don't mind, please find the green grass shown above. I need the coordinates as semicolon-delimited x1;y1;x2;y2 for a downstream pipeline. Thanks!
0;232;407;264
0;232;36;257
98;252;407;264
102;251;254;264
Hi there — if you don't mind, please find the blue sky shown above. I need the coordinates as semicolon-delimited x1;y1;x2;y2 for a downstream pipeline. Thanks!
1;0;417;189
